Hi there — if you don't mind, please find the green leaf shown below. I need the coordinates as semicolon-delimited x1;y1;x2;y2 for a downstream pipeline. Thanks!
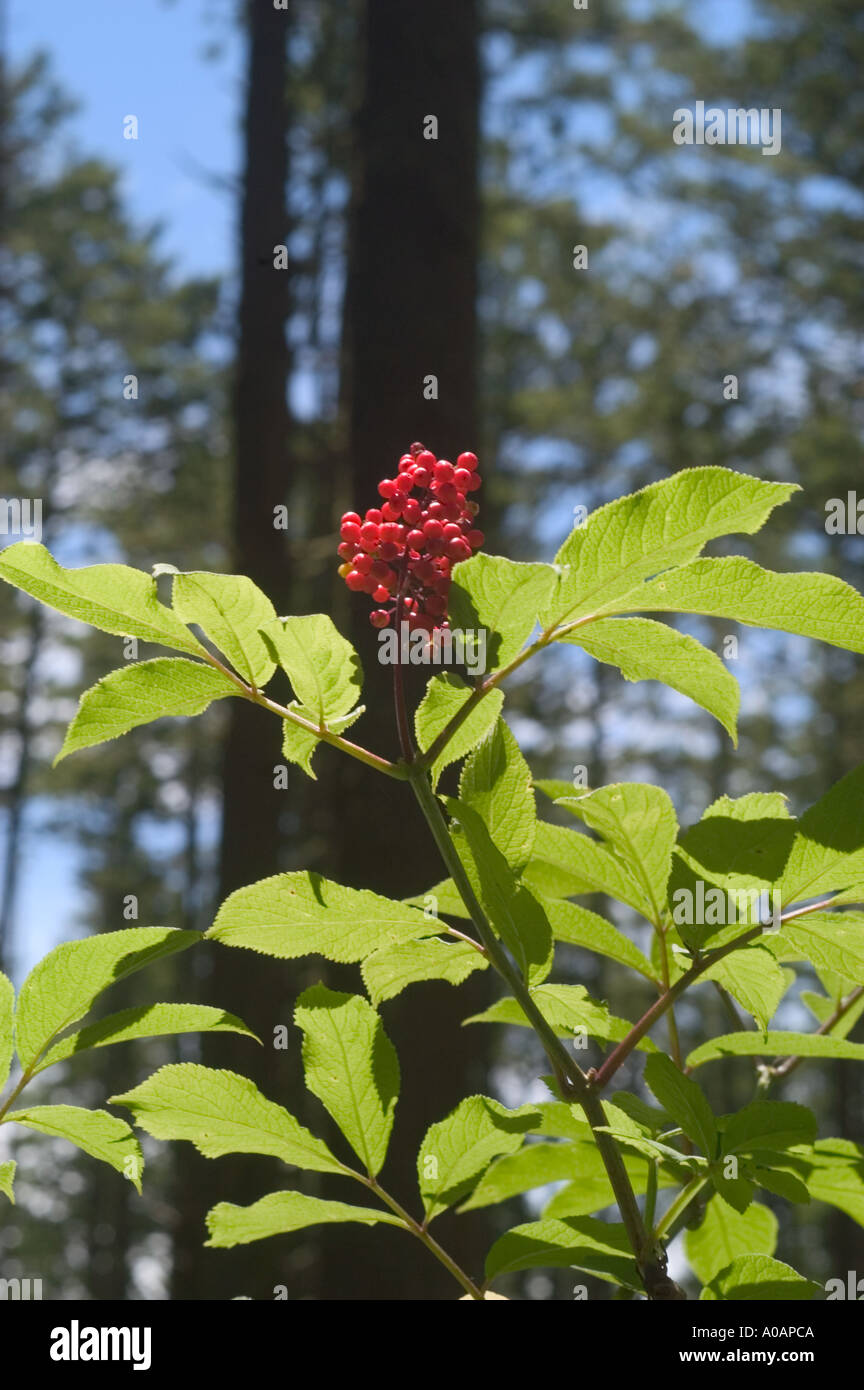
523;820;652;917
800;1139;864;1226
14;927;198;1072
460;718;536;871
448;553;557;671
403;878;471;919
558;784;678;928
0;542;204;654
449;801;553;983
752;1166;810;1205
110;1063;344;1173
644;1054;718;1157
459;1142;586;1213
802;989;864;1037
262;614;362;721
543;469;796;629
685;1196;778;1285
701;1254;820;1301
0;1161;15;1203
418;1095;540;1221
709;1170;755;1214
671;793;795;924
688;1031;864;1069
35;1003;258;1075
295;986;399;1177
607;555;864;655
207;871;435;963
280;704;364;779
485;1216;642;1289
56;658;238;762
781;913;864;983
465;985;657;1052
172;570;276;686
9;1106;143;1191
777;766;864;906
701;946;789;1029
543;896;657;981
362;938;487;1007
722;1101;817;1156
0;972;13;1093
205;1191;403;1248
560;617;739;742
414;673;504;787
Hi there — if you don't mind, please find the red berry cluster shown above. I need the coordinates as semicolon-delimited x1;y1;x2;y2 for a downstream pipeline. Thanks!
337;442;484;630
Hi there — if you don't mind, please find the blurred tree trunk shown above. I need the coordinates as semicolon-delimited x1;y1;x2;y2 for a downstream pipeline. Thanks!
308;0;491;1299
170;0;297;1300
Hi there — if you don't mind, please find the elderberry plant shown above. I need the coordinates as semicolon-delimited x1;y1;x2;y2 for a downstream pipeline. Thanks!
2;459;864;1301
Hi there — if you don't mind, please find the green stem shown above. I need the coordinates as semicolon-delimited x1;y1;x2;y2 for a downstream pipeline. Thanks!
654;1175;709;1243
361;1175;484;1299
407;765;682;1299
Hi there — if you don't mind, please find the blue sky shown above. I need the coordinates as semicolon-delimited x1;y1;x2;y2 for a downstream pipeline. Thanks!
10;0;240;278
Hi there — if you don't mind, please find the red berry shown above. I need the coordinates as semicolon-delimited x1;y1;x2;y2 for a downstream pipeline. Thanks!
437;483;459;506
378;478;396;499
337;541;355;560
353;553;373;575
407;528;425;549
466;473;481;491
413;466;431;487
402;498;421;524
423;519;444;539
442;523;462;540
433;460;455;485
398;453;414;470
373;585;390;602
381;501;402;522
457;452;478;471
410;442;426;456
341;510;361;525
379;540;400;560
466;529;484;548
370;609;390;628
427;501;445;519
395;472;414;494
365;508;383;525
416;449;436;469
453;468;472;491
340;520;362;544
360;521;380;546
448;537;471;562
345;569;367;592
426;593;448;616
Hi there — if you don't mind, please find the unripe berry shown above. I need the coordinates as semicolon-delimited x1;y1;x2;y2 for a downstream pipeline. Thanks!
338;562;351;578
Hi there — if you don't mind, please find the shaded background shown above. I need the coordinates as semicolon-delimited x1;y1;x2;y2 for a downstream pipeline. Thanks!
0;0;862;1299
